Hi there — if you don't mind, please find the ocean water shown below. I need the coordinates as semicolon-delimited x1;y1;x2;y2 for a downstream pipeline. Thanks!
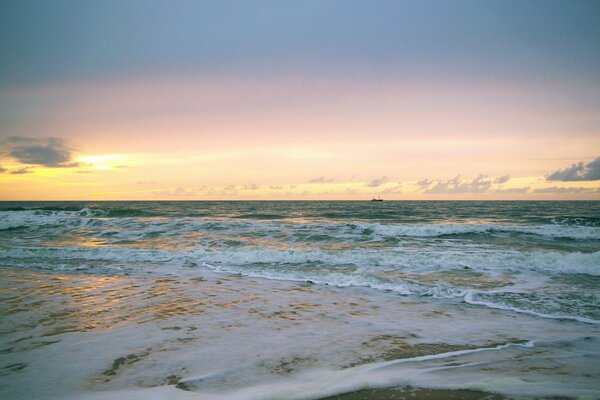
1;201;599;399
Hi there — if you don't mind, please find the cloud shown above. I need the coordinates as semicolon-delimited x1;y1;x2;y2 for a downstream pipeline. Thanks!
10;167;32;175
367;176;388;187
0;165;34;174
419;174;496;194
495;187;530;193
416;179;433;189
494;175;510;184
318;187;361;196
153;187;196;197
242;183;260;190
342;188;359;195
206;184;239;196
4;136;79;168
533;186;599;194
377;184;403;195
309;176;334;183
546;157;600;181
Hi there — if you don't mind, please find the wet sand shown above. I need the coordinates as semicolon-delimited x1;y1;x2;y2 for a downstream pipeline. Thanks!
321;387;505;400
321;387;577;400
1;266;599;400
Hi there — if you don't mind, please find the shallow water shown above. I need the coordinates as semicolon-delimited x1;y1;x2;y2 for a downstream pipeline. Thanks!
1;201;599;399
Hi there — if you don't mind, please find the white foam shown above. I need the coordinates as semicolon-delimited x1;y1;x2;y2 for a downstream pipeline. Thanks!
359;221;600;240
200;261;467;298
68;340;600;400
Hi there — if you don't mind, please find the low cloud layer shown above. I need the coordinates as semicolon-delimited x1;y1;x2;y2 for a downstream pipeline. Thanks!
418;174;499;194
546;157;600;181
495;187;530;194
242;183;260;190
3;136;79;168
533;186;600;194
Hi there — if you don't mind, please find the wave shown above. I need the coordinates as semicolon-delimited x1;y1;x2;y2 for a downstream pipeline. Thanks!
0;205;92;212
551;216;600;227
232;213;288;220
0;206;161;220
3;245;599;276
356;221;600;240
2;208;600;241
0;208;107;230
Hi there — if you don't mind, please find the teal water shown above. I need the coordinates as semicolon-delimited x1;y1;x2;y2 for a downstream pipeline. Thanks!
1;201;600;399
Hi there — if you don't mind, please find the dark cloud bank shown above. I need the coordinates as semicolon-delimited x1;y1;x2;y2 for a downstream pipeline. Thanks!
2;136;79;168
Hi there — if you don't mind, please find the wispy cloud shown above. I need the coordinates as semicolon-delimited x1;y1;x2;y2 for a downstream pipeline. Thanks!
546;157;600;181
309;176;334;183
377;184;402;195
494;175;510;184
3;136;79;168
416;179;433;188
153;187;196;197
9;167;32;175
206;185;239;196
366;176;388;187
0;165;34;174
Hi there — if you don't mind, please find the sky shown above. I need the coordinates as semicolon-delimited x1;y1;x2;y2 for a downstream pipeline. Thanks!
1;0;599;200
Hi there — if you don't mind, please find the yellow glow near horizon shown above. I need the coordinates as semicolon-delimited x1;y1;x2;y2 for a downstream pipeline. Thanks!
78;154;120;164
77;154;126;170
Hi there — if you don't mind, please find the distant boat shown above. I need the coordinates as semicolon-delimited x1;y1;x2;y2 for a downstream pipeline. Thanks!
371;197;383;202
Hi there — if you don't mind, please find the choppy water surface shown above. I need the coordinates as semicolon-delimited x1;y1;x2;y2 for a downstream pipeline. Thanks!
1;201;599;399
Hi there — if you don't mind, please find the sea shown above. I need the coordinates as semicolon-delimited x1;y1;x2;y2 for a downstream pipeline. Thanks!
1;201;599;399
